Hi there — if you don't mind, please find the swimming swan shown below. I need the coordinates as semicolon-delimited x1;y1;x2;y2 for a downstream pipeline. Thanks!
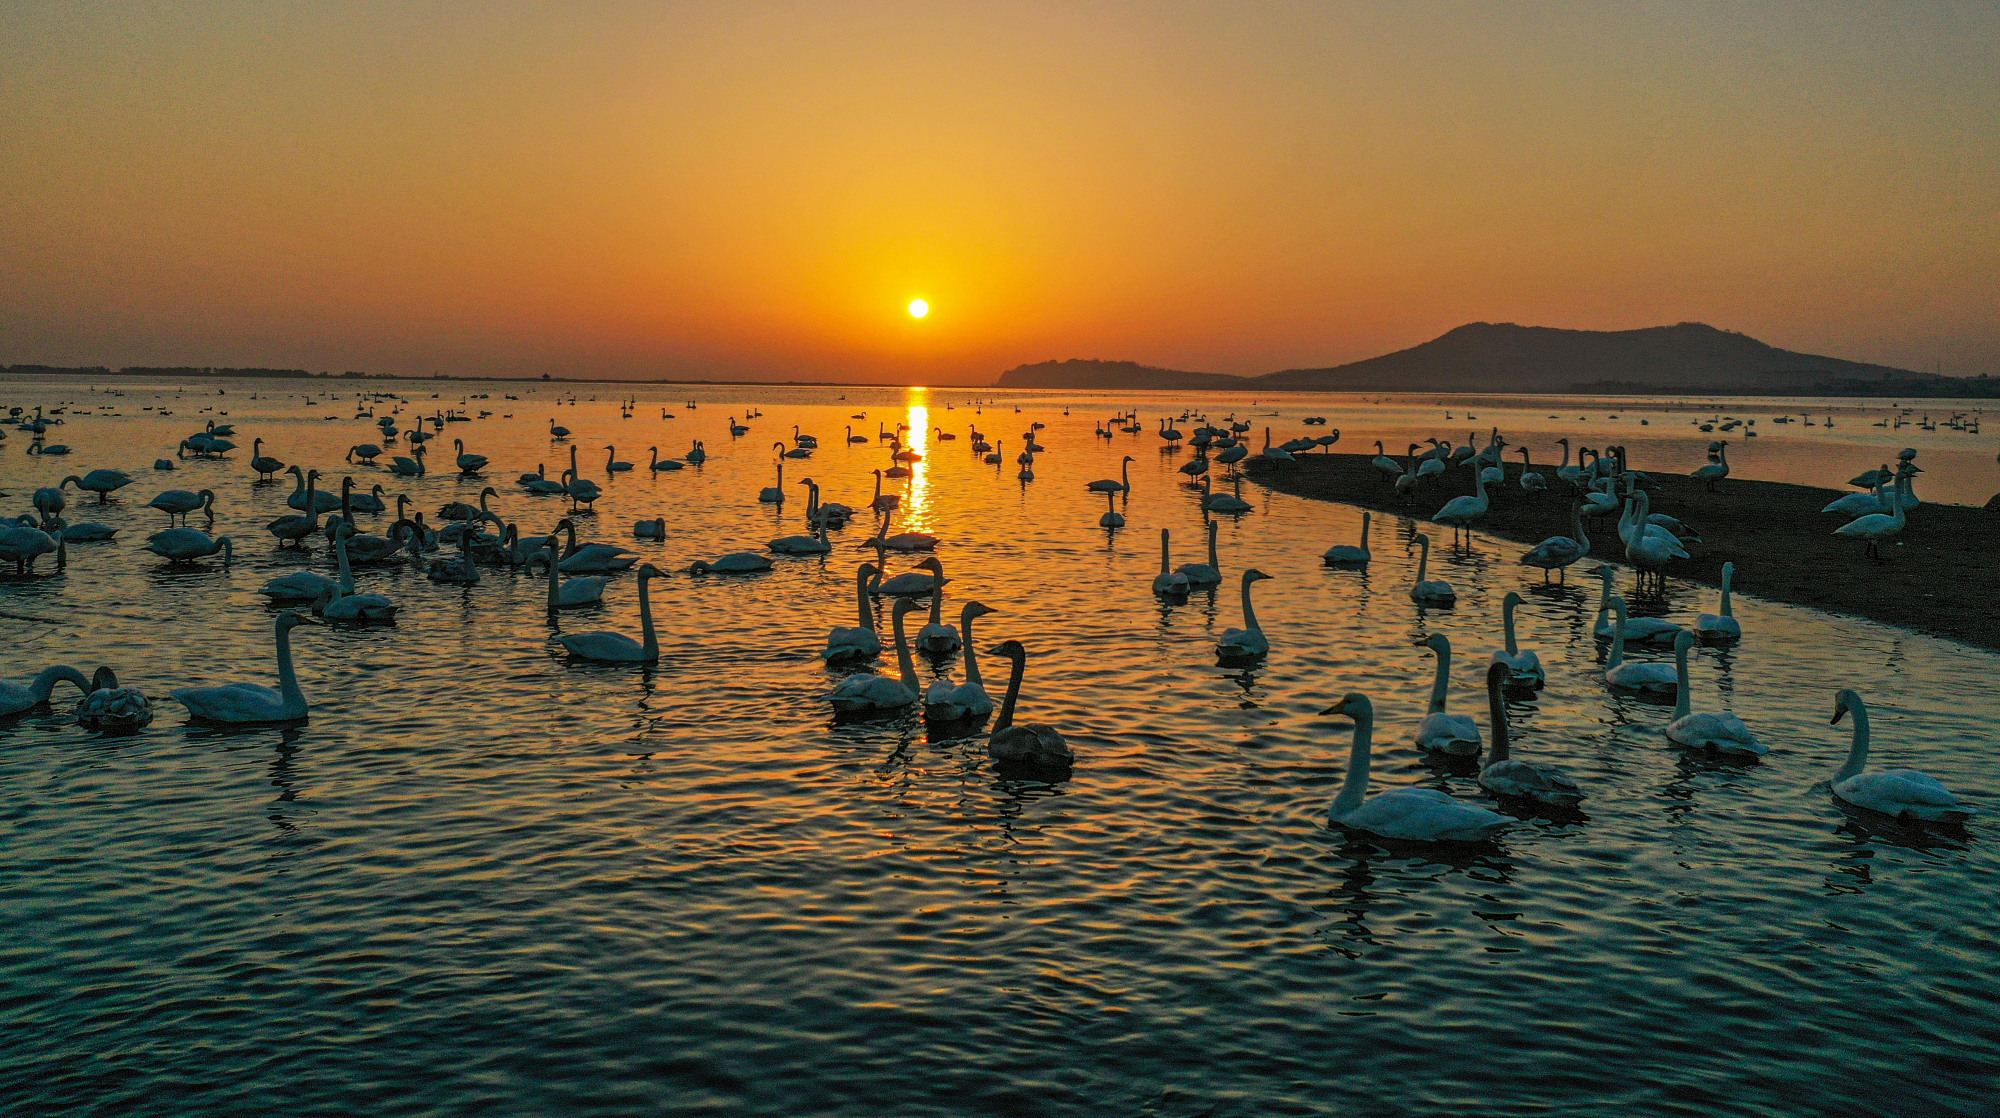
1414;633;1481;754
1487;591;1544;689
986;640;1073;767
1664;631;1763;756
556;565;663;662
1828;689;1973;822
171;613;311;723
1478;662;1583;806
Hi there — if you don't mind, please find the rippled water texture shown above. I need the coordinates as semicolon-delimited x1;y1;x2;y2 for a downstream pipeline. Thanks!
3;378;1997;1116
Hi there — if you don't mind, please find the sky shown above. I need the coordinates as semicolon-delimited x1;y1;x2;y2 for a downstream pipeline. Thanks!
2;1;1997;384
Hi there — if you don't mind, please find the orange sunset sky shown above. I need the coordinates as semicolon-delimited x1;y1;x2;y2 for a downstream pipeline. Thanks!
3;2;1997;384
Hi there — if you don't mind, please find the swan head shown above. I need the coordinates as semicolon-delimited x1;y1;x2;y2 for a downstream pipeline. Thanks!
275;611;307;633
1420;633;1449;653
638;563;661;581
1486;660;1512;692
962;600;995;621
892;597;919;620
1503;591;1523;610
920;556;945;575
1319;693;1371;719
987;639;1026;662
1832;689;1864;724
858;562;878;579
1242;568;1271;584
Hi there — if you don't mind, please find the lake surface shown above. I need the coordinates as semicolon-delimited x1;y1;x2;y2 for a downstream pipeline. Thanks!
3;377;1996;1116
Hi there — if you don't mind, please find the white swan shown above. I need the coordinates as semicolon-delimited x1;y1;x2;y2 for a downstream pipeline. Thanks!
1603;598;1678;694
925;602;996;720
172;613;311;723
74;666;153;731
1414;633;1481;754
1216;569;1272;659
1407;533;1455;605
1694;561;1742;642
1201;474;1254;513
557;565;663;662
914;580;962;655
1322;511;1371;566
0;665;91;716
769;481;834;554
986;640;1073;767
826;598;921;712
1176;519;1222;585
1664;631;1764;756
1152;529;1190;596
266;470;322;547
823;564;883;662
555;519;640;573
1432;463;1489;540
1519;499;1589;582
534;537;608;608
1322;693;1511;842
1488;591;1544;689
1590;566;1678;643
1691;442;1729;491
1621;492;1687;576
60;469;134;502
1823;468;1890;517
1828;689;1975;823
1833;467;1916;560
1087;456;1133;493
758;457;786;504
1479;662;1583;806
148;487;215;525
689;552;774;575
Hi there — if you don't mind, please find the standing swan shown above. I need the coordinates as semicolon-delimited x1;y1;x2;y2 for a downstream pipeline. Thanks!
1488;591;1544;689
1408;533;1455;605
1414;634;1481;754
557;565;663;662
172;613;311;723
826;598;921;712
1478;662;1583;806
1322;512;1371;566
1694;561;1742;642
0;666;92;716
1828;690;1974;822
1322;693;1512;842
986;640;1073;767
1216;569;1272;660
1665;631;1764;756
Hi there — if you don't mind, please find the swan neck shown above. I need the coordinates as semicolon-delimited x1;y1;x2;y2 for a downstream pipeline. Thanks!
1240;575;1260;630
337;535;354;593
891;607;918;691
1428;643;1450;712
1415;538;1429;584
1503;598;1519;656
275;622;305;715
855;568;873;628
1720;565;1733;615
994;653;1025;731
962;614;983;688
638;574;658;660
1836;703;1871;782
1486;682;1510;762
1607;604;1626;668
1332;707;1373;815
31;665;89;702
1673;643;1692;719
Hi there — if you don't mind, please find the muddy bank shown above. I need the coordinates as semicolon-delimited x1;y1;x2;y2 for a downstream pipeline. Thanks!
1243;453;2000;652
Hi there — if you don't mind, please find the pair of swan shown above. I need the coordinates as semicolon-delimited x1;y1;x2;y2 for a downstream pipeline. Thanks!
1216;569;1272;660
173;613;311;723
1408;533;1455;605
267;470;323;546
558;565;663;662
826;598;923;712
1602;597;1678;695
0;665;91;716
1323;694;1512;842
1833;467;1917;560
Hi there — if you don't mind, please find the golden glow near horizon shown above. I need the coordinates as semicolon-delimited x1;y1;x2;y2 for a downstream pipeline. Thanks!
908;299;930;319
0;5;1995;381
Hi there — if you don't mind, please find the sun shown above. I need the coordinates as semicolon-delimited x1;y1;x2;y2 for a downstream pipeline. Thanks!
907;298;929;319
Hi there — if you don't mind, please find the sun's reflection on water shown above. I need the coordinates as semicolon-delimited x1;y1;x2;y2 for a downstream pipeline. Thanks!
905;391;929;529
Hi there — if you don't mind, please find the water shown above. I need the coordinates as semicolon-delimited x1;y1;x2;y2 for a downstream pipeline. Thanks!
3;378;1997;1116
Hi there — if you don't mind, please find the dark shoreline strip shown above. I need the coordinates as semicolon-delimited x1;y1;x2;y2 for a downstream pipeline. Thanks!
1241;454;2000;653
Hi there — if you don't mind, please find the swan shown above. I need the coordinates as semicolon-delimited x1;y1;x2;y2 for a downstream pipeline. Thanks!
605;446;633;473
1694;561;1742;643
1590;566;1678;643
563;447;602;510
1827;689;1974;823
313;528;399;622
1087;457;1134;493
1321;693;1511;842
549;418;570;439
1152;529;1190;596
1370;441;1403;480
1407;532;1455;605
862;510;938;552
769;483;834;554
172;613;311;723
1822;468;1889;517
1201;474;1254;514
453;438;487;475
259;566;337;603
826;598;921;712
267;470;324;547
984;640;1073;767
74;667;153;731
555;519;639;572
1691;442;1729;491
1622;493;1688;578
347;443;382;464
60;469;133;502
0;520;59;573
1098;490;1126;528
1603;598;1678;694
1516;447;1548;496
1414;633;1481;754
634;518;666;540
1216;569;1272;660
868;468;899;512
1833;467;1916;560
1176;519;1222;585
1256;427;1294;466
59;521;117;542
1554;437;1583;488
557;565;663;662
648;446;684;472
1479;662;1583;805
0;665;91;716
1488;592;1544;689
823;564;883;662
533;537;608;608
1322;511;1371;566
914;580;963;655
688;551;774;575
872;551;946;597
1664;631;1764;756
983;440;1002;466
148;488;215;525
250;438;284;479
1431;463;1489;541
426;526;481;584
144;527;232;565
925;602;995;719
1519;500;1589;581
1017;450;1035;481
283;465;343;512
349;482;388;514
686;441;708;464
388;445;427;477
522;463;564;494
759;457;787;504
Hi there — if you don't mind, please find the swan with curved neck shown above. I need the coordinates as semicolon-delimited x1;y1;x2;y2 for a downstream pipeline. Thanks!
1479;662;1582;805
1322;693;1511;842
1602;598;1678;694
1663;631;1763;756
1487;592;1544;689
1828;689;1972;821
0;665;92;716
1408;532;1455;604
1087;457;1133;493
826;598;921;711
925;602;996;720
823;564;883;661
986;640;1072;767
1216;569;1272;659
1694;561;1742;642
1414;634;1481;754
557;565;662;661
172;613;311;722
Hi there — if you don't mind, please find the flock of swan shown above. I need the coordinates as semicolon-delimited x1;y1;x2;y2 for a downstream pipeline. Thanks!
0;394;1978;845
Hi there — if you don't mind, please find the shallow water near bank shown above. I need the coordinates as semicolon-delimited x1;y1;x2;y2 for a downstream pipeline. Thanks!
2;379;1997;1116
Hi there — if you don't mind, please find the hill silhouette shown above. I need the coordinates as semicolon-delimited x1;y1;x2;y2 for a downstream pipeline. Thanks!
994;322;1960;394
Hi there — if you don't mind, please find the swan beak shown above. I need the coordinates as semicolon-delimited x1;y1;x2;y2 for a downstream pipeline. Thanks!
1319;702;1348;717
1831;707;1847;725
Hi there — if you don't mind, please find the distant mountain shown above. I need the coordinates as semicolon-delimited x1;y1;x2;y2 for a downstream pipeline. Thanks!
994;323;1959;394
